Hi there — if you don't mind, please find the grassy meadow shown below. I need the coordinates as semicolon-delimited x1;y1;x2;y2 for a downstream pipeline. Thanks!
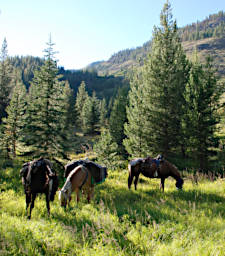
0;160;225;256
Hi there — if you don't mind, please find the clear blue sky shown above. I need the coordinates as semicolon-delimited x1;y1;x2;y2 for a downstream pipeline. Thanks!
0;0;224;69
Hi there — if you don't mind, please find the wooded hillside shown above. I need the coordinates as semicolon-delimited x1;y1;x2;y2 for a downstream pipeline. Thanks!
87;11;225;77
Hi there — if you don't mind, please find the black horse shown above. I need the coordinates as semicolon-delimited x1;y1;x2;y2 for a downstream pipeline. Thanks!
20;158;59;219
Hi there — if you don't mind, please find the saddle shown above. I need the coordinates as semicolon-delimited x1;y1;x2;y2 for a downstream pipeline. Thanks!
20;158;54;188
142;155;164;177
153;155;164;177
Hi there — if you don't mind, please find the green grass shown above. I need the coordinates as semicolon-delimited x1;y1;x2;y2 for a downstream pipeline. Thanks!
0;163;224;256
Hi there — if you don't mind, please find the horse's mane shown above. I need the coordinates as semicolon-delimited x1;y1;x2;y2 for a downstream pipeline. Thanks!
62;165;87;191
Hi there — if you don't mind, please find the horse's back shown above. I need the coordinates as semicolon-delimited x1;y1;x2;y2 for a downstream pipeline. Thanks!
160;160;180;177
64;160;86;178
29;166;48;192
69;165;91;189
23;158;55;193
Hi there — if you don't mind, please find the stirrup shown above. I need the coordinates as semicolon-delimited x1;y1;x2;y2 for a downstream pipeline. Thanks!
154;170;158;177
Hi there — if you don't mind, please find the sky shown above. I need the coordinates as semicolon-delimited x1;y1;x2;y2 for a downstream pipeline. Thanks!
0;0;224;70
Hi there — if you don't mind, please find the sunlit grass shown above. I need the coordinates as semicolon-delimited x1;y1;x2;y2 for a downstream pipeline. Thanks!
0;165;224;255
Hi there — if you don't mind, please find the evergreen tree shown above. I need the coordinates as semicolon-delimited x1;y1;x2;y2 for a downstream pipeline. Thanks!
93;128;119;170
185;56;222;170
75;81;88;128
61;80;77;154
22;37;68;159
109;87;128;157
124;1;190;158
143;1;189;156
0;38;12;122
1;74;26;158
63;81;76;128
99;98;107;127
123;68;150;157
81;92;100;134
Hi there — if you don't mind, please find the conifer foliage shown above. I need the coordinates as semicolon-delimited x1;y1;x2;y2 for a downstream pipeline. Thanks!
1;74;26;158
123;69;150;157
22;37;69;159
124;1;190;158
185;56;222;170
109;87;128;157
0;38;12;122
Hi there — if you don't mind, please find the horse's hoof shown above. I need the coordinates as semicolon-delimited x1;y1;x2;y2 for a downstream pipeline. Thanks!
27;216;31;220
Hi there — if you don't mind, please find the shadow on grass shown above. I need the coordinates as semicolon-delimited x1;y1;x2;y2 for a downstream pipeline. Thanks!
0;166;23;194
94;181;225;224
167;189;225;204
93;183;173;224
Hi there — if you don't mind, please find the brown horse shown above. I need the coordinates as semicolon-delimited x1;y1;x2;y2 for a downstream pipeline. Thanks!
128;155;183;191
58;165;94;208
20;158;59;219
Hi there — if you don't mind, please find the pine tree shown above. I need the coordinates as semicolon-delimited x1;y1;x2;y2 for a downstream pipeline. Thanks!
109;87;128;157
99;98;107;127
142;1;189;156
22;36;68;159
75;81;88;129
123;68;150;158
124;1;190;158
81;92;100;134
1;74;26;158
93;128;119;169
0;38;12;122
185;56;222;170
60;80;76;154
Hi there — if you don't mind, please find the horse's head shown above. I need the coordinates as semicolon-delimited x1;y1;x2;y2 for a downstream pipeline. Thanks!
176;178;184;190
58;189;68;207
58;179;72;208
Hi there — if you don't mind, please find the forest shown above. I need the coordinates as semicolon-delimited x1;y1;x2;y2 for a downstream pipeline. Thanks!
0;2;224;255
0;3;224;172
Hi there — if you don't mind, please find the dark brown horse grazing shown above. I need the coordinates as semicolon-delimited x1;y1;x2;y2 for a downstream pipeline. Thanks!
128;155;183;191
20;158;59;219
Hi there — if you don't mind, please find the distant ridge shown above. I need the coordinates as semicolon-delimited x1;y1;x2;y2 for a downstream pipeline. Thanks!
86;11;225;78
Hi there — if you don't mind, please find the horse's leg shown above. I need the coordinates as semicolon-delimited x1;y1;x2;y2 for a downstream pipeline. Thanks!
28;193;36;219
75;188;80;203
134;174;140;190
160;178;165;192
25;192;31;216
128;173;134;189
45;192;50;217
87;186;94;203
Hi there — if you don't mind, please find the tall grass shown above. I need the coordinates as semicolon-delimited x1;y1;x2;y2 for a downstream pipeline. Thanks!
0;163;224;255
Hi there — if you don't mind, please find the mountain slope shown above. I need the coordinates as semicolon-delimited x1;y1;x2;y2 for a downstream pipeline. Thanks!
87;11;225;77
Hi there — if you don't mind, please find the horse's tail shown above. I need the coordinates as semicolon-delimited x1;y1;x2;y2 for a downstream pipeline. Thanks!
128;163;133;189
